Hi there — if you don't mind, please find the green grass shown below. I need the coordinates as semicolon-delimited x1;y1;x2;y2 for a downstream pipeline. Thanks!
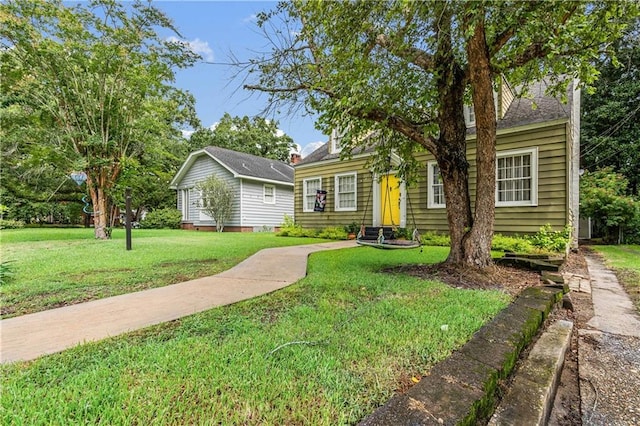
0;228;328;318
591;245;640;312
1;246;510;425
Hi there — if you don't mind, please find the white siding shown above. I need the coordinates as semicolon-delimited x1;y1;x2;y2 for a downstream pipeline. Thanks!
239;179;294;228
174;156;241;226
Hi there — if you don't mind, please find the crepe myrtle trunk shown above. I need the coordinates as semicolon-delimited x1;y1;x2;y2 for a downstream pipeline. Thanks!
86;170;111;240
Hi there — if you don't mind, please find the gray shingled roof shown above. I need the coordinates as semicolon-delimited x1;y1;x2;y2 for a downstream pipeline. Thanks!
297;79;573;166
203;146;293;183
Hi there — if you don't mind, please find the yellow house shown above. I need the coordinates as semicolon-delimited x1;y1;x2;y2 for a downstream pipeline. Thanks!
293;80;581;245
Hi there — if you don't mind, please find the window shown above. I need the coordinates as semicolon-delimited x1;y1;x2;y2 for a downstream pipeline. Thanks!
496;147;538;206
263;184;275;204
463;105;476;127
303;177;322;212
180;188;190;220
335;172;357;211
427;161;446;208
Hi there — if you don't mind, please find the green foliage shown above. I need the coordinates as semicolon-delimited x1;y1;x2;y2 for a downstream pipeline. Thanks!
344;222;360;234
491;234;535;253
278;216;349;239
580;168;640;243
140;209;182;229
0;0;200;238
317;226;348;240
419;231;451;247
0;219;25;230
581;20;640;194
188;113;296;162
195;176;235;232
527;224;571;253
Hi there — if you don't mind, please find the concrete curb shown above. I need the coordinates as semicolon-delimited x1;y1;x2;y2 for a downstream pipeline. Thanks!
489;319;573;425
359;286;566;426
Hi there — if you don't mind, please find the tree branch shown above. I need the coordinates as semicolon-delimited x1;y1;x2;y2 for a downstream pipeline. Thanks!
375;33;434;71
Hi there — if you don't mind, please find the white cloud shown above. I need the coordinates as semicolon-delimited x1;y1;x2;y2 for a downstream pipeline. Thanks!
301;141;325;157
181;129;194;139
167;36;214;62
243;14;258;23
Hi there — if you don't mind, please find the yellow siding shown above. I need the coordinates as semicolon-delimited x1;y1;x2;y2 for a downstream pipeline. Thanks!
295;121;570;235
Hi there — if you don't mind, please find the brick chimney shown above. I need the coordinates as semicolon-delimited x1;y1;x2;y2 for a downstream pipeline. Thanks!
290;152;302;165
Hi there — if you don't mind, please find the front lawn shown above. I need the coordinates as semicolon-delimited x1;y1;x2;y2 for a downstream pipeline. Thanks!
1;246;510;425
0;228;328;318
591;245;640;312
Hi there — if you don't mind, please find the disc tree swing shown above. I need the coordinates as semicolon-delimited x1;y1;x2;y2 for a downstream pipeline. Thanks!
356;170;422;250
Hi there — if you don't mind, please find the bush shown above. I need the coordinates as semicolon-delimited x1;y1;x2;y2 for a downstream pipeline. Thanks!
318;226;348;240
491;234;535;253
0;219;25;229
419;231;451;247
527;224;571;253
140;208;182;229
277;215;317;237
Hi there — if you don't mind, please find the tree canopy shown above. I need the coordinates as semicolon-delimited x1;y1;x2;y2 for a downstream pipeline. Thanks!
581;19;640;194
244;0;636;267
0;0;199;238
188;113;296;162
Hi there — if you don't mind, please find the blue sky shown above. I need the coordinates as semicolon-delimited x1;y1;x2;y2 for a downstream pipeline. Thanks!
153;1;327;156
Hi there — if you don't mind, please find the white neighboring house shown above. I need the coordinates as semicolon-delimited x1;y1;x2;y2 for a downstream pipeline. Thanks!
170;146;294;232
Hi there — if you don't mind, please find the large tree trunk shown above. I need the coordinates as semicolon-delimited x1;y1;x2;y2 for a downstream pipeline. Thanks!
433;3;474;265
462;9;497;268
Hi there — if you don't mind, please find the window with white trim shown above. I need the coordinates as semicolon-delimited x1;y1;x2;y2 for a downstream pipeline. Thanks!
496;147;538;206
303;177;322;212
263;184;275;204
335;172;357;211
427;161;446;208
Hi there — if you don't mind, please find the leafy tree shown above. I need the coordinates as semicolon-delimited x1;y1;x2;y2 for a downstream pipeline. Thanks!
1;0;199;239
188;113;296;162
244;1;635;267
580;168;639;243
581;20;640;194
195;176;235;232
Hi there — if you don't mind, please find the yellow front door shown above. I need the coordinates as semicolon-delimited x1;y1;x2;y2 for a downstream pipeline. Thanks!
380;174;401;226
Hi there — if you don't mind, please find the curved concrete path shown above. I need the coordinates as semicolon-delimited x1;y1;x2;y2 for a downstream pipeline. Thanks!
0;240;357;364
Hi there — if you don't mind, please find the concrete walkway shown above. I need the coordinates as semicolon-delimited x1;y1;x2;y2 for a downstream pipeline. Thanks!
0;240;357;364
579;254;640;425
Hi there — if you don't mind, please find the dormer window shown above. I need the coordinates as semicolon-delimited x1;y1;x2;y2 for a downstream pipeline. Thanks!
330;128;343;154
463;105;476;127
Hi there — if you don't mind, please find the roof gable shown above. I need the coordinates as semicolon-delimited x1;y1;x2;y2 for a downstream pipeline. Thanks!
170;146;294;188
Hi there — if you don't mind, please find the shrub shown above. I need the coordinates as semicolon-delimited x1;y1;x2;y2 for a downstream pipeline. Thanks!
140;208;182;229
491;234;534;253
0;219;25;229
527;224;571;252
419;231;451;247
318;226;348;240
277;215;315;237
